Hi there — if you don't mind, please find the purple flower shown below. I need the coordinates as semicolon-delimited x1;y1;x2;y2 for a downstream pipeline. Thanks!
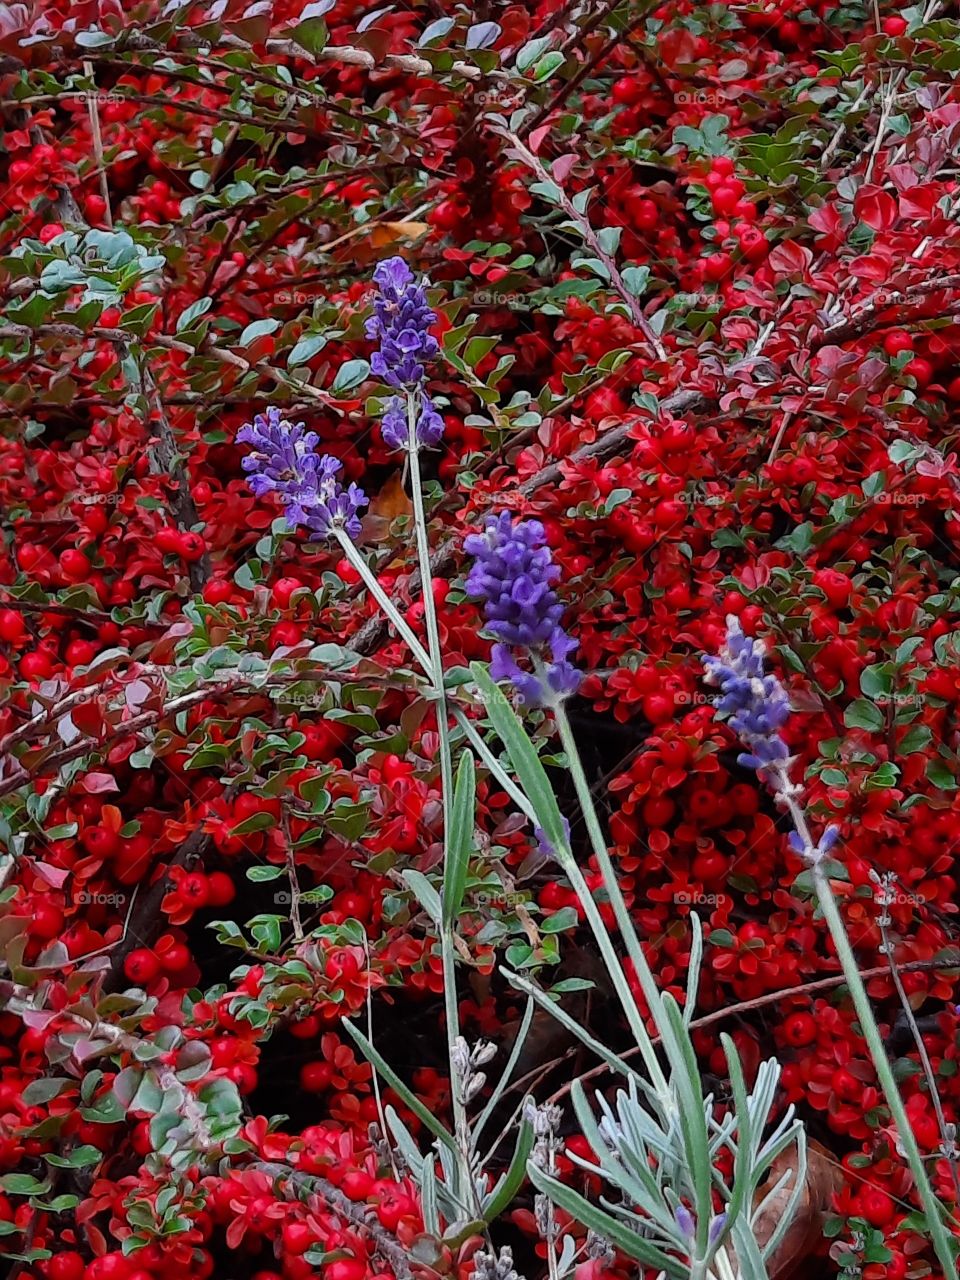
237;406;322;501
382;393;445;450
702;617;791;774
238;406;367;541
465;513;582;705
365;256;439;390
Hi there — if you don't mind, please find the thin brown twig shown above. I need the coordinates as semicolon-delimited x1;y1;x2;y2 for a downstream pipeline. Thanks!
488;124;668;361
542;952;960;1106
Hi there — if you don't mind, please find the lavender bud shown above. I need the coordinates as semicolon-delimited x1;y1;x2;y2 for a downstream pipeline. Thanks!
381;392;445;451
708;1212;728;1246
465;513;582;706
473;1248;522;1280
674;1204;696;1241
534;817;571;860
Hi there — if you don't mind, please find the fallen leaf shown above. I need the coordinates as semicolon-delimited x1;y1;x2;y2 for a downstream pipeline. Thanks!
368;221;431;247
753;1139;843;1279
359;471;413;543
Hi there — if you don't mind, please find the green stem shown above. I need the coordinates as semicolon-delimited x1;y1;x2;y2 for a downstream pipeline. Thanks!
553;702;669;1034
777;766;956;1275
547;699;671;1104
813;864;958;1278
332;529;432;675
451;705;537;821
404;392;474;1206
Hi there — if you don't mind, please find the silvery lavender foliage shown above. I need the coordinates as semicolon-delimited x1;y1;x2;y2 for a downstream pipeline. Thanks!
464;513;582;705
366;256;443;449
237;406;367;539
702;616;791;773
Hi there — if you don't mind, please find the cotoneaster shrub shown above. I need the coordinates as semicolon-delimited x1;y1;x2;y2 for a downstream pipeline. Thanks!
1;2;960;1280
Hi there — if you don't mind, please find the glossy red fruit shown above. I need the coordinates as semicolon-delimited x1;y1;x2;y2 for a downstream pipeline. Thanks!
59;549;89;582
124;949;160;984
47;1253;86;1280
858;1186;896;1227
782;1013;817;1047
178;531;207;561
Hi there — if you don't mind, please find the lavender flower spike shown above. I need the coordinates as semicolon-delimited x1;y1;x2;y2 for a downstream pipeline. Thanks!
702;616;791;776
238;407;367;541
465;513;582;706
237;406;322;502
367;256;444;450
365;256;439;390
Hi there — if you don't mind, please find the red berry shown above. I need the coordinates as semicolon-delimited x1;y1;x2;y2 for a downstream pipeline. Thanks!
155;526;182;554
282;1221;315;1256
124;949;160;985
300;1061;333;1093
59;549;89;582
883;330;914;357
273;576;306;607
178;531;206;562
48;1253;86;1280
782;1013;817;1047
903;356;933;386
325;1261;367;1280
0;610;25;643
858;1186;895;1227
711;185;740;217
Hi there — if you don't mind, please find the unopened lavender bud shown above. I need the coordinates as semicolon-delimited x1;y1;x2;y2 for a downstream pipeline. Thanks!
674;1204;696;1241
709;1213;728;1246
471;1040;498;1067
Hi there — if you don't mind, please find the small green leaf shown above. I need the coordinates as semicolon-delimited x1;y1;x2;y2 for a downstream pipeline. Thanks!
238;318;280;347
844;698;884;732
402;870;441;925
540;906;578;934
331;358;370;396
442;751;475;928
176;297;213;333
288;334;327;367
246;864;284;881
